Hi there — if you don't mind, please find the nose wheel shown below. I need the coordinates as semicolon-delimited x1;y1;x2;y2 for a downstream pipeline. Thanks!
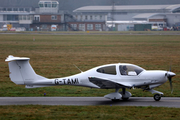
154;94;161;101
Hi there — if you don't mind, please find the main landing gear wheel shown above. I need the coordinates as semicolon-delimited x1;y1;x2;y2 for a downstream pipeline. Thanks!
154;94;161;101
122;97;129;101
111;99;120;102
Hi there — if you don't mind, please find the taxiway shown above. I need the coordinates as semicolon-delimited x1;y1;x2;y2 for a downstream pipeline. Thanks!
0;97;180;108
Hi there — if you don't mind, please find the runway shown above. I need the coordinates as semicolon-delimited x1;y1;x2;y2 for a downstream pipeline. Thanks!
0;97;180;108
1;32;180;36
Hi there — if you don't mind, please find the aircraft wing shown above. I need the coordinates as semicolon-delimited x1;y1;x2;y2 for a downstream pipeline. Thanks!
88;77;132;89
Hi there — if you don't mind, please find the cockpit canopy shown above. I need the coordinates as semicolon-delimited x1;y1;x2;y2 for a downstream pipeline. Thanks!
119;64;144;76
96;64;144;76
97;65;117;75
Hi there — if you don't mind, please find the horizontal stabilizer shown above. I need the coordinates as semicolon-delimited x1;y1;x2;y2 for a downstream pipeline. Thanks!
5;55;29;62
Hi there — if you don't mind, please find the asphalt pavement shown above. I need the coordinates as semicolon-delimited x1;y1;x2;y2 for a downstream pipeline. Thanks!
0;97;180;108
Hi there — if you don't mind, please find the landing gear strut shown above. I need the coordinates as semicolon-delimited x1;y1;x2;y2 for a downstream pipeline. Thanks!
120;88;131;101
121;88;129;100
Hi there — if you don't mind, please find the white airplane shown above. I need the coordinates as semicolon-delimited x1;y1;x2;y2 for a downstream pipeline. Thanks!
5;55;176;101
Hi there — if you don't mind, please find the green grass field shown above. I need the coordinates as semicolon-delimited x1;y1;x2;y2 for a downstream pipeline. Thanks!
0;33;180;97
0;105;180;120
0;33;180;119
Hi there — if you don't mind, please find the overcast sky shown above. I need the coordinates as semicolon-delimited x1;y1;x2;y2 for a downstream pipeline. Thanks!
1;0;180;11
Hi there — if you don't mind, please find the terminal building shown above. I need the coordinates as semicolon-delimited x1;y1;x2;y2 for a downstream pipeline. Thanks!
0;0;180;31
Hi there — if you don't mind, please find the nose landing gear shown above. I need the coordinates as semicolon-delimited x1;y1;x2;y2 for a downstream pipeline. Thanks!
154;94;162;101
147;89;163;101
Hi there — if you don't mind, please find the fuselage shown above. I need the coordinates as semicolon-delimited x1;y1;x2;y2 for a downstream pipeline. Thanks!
29;63;171;89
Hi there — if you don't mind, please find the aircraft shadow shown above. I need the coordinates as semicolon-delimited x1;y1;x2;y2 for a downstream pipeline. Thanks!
94;98;140;105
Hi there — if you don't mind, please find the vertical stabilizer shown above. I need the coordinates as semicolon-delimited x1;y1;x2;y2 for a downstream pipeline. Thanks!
5;55;38;85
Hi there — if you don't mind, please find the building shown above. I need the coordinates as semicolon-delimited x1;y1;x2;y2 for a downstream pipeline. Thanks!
30;0;64;31
0;7;34;29
1;0;180;31
0;0;106;31
73;5;180;31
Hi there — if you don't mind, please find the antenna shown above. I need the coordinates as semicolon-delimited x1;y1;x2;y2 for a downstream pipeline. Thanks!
111;0;115;31
73;64;83;73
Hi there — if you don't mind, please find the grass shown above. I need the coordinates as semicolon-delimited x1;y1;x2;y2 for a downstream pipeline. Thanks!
1;30;180;35
0;33;180;119
0;105;180;120
0;34;180;97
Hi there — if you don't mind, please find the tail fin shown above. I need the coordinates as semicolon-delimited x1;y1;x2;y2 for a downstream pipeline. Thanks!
5;55;46;85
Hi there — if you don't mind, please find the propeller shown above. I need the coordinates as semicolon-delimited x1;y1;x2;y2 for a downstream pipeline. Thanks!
168;76;173;94
165;66;176;94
